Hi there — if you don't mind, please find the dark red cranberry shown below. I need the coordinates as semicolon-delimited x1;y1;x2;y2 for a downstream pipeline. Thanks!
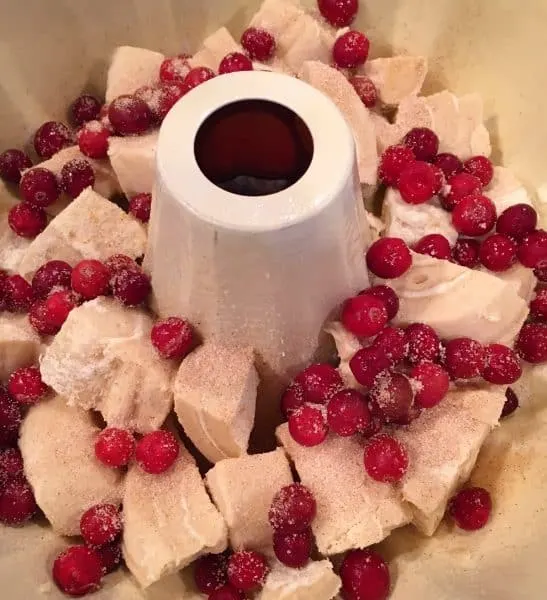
496;203;537;241
218;52;254;74
4;275;34;312
183;67;216;92
194;553;229;594
434;153;463;180
403;128;439;161
452;237;481;268
8;203;47;238
110;267;151;306
515;322;547;363
61;158;95;199
34;121;73;159
518;230;547;269
32;260;72;299
273;528;312;568
369;371;414;423
128;193;152;223
0;149;32;183
340;549;390;600
159;55;191;84
108;95;152;136
501;388;519;418
19;167;60;207
241;27;276;61
531;288;547;321
479;233;517;272
482;343;522;385
70;95;102;126
444;337;486;379
449;487;492;531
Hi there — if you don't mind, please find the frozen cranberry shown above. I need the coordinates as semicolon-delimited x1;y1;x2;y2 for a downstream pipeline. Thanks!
280;383;305;418
108;95;152;136
349;75;377;108
366;237;412;279
32;260;72;299
210;585;245;600
463;155;493;186
398;161;437;204
44;290;78;329
340;549;390;600
516;322;547;363
449;487;491;531
378;145;415;186
479;233;516;272
8;202;47;238
364;434;408;483
94;428;135;468
327;389;371;436
414;233;451;260
318;0;358;26
482;343;522;385
126;193;152;224
71;259;109;300
403;128;439;162
273;528;312;568
405;323;440;365
269;482;316;533
80;503;122;547
184;67;216;92
373;326;407;364
28;299;59;335
293;363;343;404
228;551;269;591
71;95;102;126
517;230;547;269
341;294;388;338
241;27;276;61
0;478;37;525
150;316;194;360
0;390;22;447
135;430;179;474
0;447;24;485
105;254;139;278
442;172;482;211
411;362;450;409
333;31;370;69
94;542;122;575
154;83;187;121
4;275;34;312
19;167;60;207
501;387;519;418
8;365;48;405
496;203;537;241
34;121;73;159
111;267;151;306
0;149;32;183
531;288;547;321
61;158;95;198
369;371;414;423
159;54;191;84
77;120;111;159
288;404;328;447
194;553;229;594
434;152;463;180
452;194;496;237
444;337;485;379
349;346;390;387
219;52;254;74
52;546;103;597
452;237;481;268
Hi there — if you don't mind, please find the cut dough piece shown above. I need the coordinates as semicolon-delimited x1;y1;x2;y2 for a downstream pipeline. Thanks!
0;313;41;380
324;321;362;391
0;208;31;272
206;449;293;551
426;91;460;154
19;396;123;536
40;298;174;434
123;438;228;588
277;424;411;555
486;166;534;213
482;263;537;303
299;61;378;185
106;46;164;102
189;27;242;71
18;187;146;279
174;341;258;464
258;559;341;600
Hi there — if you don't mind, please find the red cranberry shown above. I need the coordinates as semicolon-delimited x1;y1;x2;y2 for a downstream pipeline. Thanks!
8;365;48;406
293;363;343;404
463;155;493;187
156;83;188;121
349;346;391;387
77;120;111;159
0;447;24;484
434;152;463;180
34;121;73;159
194;553;229;594
535;266;547;281
128;192;152;223
452;194;497;237
0;478;37;525
373;326;408;364
108;95;152;136
369;371;414;423
501;387;519;418
496;203;537;241
19;167;60;207
71;259;109;300
403;128;439;162
209;585;244;600
280;383;305;418
28;299;60;335
378;145;415;186
340;549;390;600
479;234;516;272
398;161;437;204
80;503;122;547
333;31;370;69
227;551;269;591
405;323;440;365
318;0;358;26
32;260;72;299
515;322;547;363
111;267;151;306
0;389;22;447
452;237;481;268
531;288;547;321
366;237;412;279
71;95;102;126
364;433;408;483
44;290;79;329
269;483;316;533
414;233;451;260
8;202;47;238
360;285;399;321
94;542;122;575
0;149;32;183
327;389;371;436
442;172;482;211
94;427;135;468
444;337;486;379
273;529;312;568
411;362;450;408
219;52;254;74
482;343;522;385
449;487;491;531
341;294;388;337
105;254;139;278
517;230;547;269
135;430;179;474
159;54;191;84
349;76;377;108
4;275;34;312
288;404;328;447
184;67;216;92
52;546;103;597
150;316;194;360
61;158;95;199
241;27;276;61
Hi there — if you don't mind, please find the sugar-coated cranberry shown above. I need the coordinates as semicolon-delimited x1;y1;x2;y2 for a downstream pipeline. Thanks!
501;387;519;418
373;326;408;365
184;67;216;92
111;267;151;306
108;95;152;136
52;546;103;597
194;553;229;594
0;447;24;485
241;27;276;61
288;404;328;447
366;237;412;279
4;275;34;312
293;363;343;404
449;487;492;531
71;259;109;300
8;365;48;405
70;95;102;126
44;289;79;329
369;371;414;423
0;149;32;183
496;203;537;241
414;233;451;260
219;52;254;74
104;254;139;278
482;343;522;385
159;54;191;84
94;428;135;468
359;285;399;321
333;31;370;69
442;172;482;211
135;430;179;474
452;194;497;237
349;346;390;387
32;260;72;299
28;299;60;335
364;433;408;483
405;323;440;365
269;483;316;534
340;549;390;600
434;152;463;180
531;288;547;321
517;229;547;269
398;161;437;204
61;158;95;198
444;337;486;379
341;294;388;338
19;167;60;207
349;76;377;108
150;317;194;360
327;389;371;436
463;155;494;186
535;265;547;282
80;503;122;547
318;0;359;27
8;202;47;238
479;233;516;272
403;128;439;162
273;528;312;568
210;585;245;599
452;237;481;268
227;551;269;591
0;478;37;525
128;192;152;223
77;120;111;159
280;383;305;418
411;362;450;408
34;121;73;159
94;542;122;575
515;322;547;363
0;389;22;447
378;145;415;186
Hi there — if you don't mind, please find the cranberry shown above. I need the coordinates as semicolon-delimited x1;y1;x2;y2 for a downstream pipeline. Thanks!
364;435;408;482
0;149;32;183
452;237;481;268
105;254;139;278
52;546;103;597
449;487;491;531
108;95;152;136
444;337;485;379
77;120;111;159
378;145;415;187
111;267;151;306
359;287;398;322
4;275;34;312
0;389;22;447
349;76;377;108
434;152;463;180
398;161;437;204
333;31;370;69
293;363;343;404
71;259;109;300
8;202;47;238
94;428;135;468
496;203;538;241
318;0;358;26
19;167;60;207
273;528;312;568
369;371;414;423
241;27;276;61
28;299;60;335
463;155;494;187
405;323;440;365
70;95;102;126
0;478;37;525
531;288;547;320
414;233;451;260
210;585;245;600
403;128;439;162
34;121;73;159
515;322;547;363
32;260;72;299
411;362;450;408
61;158;95;198
159;54;191;84
327;389;371;436
219;52;254;75
373;326;408;364
94;542;122;575
349;346;390;387
269;482;316;533
135;430;179;474
501;387;519;418
194;553;229;594
366;237;412;279
535;265;547;282
227;551;269;591
128;192;152;223
452;194;496;237
340;549;390;600
156;83;188;121
482;343;522;385
479;234;516;272
442;172;482;211
0;447;24;484
150;316;194;360
288;404;328;447
80;503;122;547
44;290;79;329
8;365;48;405
517;230;547;269
184;67;216;92
280;383;305;418
341;294;388;337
